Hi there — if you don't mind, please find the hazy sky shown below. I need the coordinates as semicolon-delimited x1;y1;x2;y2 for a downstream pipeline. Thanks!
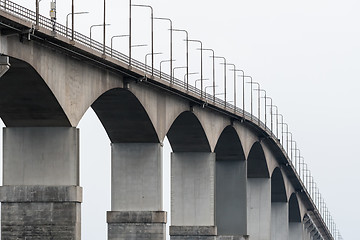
2;0;359;239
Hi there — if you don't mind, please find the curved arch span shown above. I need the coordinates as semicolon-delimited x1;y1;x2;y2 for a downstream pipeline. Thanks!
247;141;269;178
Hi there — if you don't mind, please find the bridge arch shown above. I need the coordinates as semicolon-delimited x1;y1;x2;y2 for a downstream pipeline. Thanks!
167;111;210;152
91;87;159;143
0;57;70;127
214;125;246;235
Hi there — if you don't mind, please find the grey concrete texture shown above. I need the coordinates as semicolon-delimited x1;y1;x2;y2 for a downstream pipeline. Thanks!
289;223;303;240
2;202;81;239
169;226;217;236
3;127;79;186
107;211;166;223
171;152;215;226
271;202;289;240
247;178;271;240
111;143;163;211
0;185;82;202
108;223;165;240
216;236;249;240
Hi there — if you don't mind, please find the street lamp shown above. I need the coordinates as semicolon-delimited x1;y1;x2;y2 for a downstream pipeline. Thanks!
184;72;198;88
90;23;110;48
154;17;173;80
254;88;267;128
248;81;261;125
172;29;189;85
66;11;88;38
228;64;244;113
172;66;187;84
270;104;279;138
111;35;129;56
145;52;162;75
265;96;273;133
187;39;203;96
160;59;175;79
205;85;218;101
132;4;154;76
202;48;215;101
212;56;227;106
195;78;209;89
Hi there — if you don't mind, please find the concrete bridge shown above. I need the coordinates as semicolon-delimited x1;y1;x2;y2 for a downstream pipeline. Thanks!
0;1;336;239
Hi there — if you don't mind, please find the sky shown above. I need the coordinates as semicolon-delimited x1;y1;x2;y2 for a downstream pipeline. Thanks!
1;0;359;239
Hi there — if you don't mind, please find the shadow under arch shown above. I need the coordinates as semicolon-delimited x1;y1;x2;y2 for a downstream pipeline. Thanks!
91;88;159;143
247;141;269;178
0;57;70;126
289;193;301;222
167;111;210;152
214;125;247;235
271;167;287;202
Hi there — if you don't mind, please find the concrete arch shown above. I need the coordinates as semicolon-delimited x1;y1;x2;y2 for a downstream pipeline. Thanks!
271;167;287;202
167;111;211;152
0;57;70;127
92;88;159;143
247;141;270;178
215;125;246;235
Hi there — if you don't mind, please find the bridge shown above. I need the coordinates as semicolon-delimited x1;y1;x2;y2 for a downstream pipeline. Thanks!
0;0;342;239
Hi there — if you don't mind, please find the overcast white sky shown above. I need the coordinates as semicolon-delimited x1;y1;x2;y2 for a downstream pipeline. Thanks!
2;0;359;239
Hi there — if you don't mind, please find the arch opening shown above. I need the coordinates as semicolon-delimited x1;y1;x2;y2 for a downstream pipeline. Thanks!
289;193;301;222
91;88;159;143
271;167;287;203
0;57;70;127
247;141;269;178
167;111;210;152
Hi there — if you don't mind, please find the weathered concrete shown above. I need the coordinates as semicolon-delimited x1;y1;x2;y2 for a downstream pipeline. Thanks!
271;202;289;240
170;226;217;240
3;127;79;185
171;152;215;226
107;211;166;240
247;178;271;240
289;223;303;240
110;143;165;239
1;127;81;239
111;143;163;211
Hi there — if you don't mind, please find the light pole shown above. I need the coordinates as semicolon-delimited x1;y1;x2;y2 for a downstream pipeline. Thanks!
172;29;188;86
160;59;175;79
279;121;289;152
36;0;39;28
66;12;88;38
103;0;106;56
184;72;198;88
205;85;218;101
132;4;154;76
195;78;209;89
90;23;110;48
228;64;244;112
212;56;227;106
271;105;279;138
265;96;273;133
172;66;187;83
187;39;203;96
248;81;261;125
154;17;173;80
129;0;132;65
202;49;215;101
111;35;129;56
145;52;162;75
254;88;267;128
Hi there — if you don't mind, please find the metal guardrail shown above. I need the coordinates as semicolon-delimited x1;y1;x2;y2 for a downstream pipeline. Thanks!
0;0;342;239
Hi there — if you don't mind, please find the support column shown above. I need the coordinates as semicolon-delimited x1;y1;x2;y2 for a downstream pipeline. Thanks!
271;202;289;240
289;222;303;240
170;152;216;240
0;127;81;239
108;143;166;240
247;178;271;240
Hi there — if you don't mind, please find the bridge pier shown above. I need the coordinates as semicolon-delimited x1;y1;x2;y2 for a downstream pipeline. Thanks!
289;222;304;240
170;152;216;240
0;127;81;239
247;178;271;240
271;202;289;239
108;143;166;240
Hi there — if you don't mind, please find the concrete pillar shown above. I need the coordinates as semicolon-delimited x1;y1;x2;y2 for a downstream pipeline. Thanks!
108;143;166;240
0;127;81;239
170;152;217;240
216;160;247;235
271;202;289;240
289;222;303;240
247;178;271;240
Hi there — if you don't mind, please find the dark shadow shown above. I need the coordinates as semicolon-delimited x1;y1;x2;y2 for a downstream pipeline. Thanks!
92;88;159;143
0;57;70;126
271;167;287;202
167;111;210;152
289;193;301;222
247;142;269;178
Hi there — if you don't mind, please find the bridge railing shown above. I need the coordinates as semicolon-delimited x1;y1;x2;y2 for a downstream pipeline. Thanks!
0;1;338;238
